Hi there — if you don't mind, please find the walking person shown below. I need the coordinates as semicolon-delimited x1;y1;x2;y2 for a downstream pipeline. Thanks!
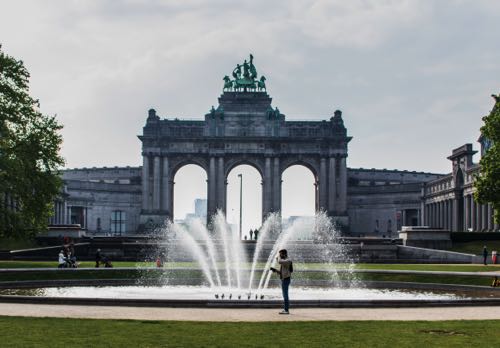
271;249;293;314
483;245;488;265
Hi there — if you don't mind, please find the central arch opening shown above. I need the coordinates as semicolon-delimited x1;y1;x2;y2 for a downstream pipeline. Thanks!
281;165;316;239
226;164;262;240
173;164;207;223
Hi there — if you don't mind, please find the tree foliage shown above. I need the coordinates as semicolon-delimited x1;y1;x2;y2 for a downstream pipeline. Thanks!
0;45;64;238
474;94;500;225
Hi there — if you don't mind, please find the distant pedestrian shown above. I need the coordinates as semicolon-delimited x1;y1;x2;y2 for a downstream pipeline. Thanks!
95;248;102;268
69;242;77;268
249;229;254;240
483;246;488;265
254;229;259;240
156;256;163;268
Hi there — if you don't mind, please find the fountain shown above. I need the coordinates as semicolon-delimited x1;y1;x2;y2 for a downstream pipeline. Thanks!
141;210;360;300
2;211;497;305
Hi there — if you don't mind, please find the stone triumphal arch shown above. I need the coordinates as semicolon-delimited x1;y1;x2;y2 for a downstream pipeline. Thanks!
139;55;351;226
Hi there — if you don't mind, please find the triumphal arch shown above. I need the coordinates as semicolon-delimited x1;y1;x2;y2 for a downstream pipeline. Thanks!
139;55;351;226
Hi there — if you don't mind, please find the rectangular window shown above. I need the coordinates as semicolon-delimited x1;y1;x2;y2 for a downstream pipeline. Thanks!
110;210;126;235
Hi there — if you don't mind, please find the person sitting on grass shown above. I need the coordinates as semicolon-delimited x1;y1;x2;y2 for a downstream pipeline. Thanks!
58;250;67;268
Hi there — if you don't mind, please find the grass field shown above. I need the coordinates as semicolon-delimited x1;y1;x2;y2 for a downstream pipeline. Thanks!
1;316;500;347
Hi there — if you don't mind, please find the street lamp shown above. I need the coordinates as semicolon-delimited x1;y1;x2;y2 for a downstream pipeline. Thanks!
238;173;243;240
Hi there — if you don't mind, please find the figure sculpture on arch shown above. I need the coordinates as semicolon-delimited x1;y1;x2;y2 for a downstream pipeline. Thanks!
258;76;266;91
223;76;233;91
249;54;258;79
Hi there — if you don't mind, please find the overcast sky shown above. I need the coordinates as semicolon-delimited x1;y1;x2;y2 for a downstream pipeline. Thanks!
1;1;499;233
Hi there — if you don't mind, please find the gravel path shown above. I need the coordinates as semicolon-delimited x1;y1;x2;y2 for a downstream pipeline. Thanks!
1;303;500;321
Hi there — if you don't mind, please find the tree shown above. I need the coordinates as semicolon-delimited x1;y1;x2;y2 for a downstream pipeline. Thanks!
0;45;64;238
474;94;500;225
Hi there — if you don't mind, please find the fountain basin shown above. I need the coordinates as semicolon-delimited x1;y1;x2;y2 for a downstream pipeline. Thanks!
1;283;500;308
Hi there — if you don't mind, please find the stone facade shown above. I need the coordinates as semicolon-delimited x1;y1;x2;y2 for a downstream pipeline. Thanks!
49;167;142;234
48;89;496;235
347;168;442;236
423;143;498;232
139;91;351;226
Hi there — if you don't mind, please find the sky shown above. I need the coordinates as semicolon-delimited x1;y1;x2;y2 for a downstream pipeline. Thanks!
1;1;499;234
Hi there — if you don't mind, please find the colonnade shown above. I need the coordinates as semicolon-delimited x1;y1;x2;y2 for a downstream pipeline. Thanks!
425;199;456;230
50;200;68;225
425;196;496;231
462;195;496;232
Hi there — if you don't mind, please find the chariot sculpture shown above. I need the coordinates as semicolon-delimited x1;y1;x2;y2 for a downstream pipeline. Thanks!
223;54;267;92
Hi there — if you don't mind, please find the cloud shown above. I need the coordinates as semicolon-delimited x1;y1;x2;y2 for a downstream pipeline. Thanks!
0;0;499;173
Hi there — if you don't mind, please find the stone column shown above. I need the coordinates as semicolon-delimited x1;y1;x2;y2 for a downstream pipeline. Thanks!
423;204;427;225
450;199;453;230
475;200;481;232
262;157;272;218
427;204;432;227
272;157;281;214
434;203;438;227
438;202;442;228
318;158;327;212
451;199;458;231
471;198;477;231
84;206;88;229
429;204;433;227
465;195;470;230
450;199;454;229
142;155;150;211
328;157;337;214
60;202;64;224
53;202;57;224
153;156;161;210
217;157;225;213
487;203;493;231
442;201;446;228
481;204;487;231
337;155;347;214
207;157;217;218
443;201;448;229
161;157;171;218
426;204;430;226
444;200;448;229
63;200;68;224
441;200;448;229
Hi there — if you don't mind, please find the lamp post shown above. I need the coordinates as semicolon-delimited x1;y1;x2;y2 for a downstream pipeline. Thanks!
238;173;243;240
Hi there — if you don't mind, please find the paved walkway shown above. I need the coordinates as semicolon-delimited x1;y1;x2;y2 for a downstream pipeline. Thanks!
1;303;500;321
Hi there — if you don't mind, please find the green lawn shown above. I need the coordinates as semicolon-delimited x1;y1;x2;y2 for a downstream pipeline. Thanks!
1;316;500;347
1;260;499;272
